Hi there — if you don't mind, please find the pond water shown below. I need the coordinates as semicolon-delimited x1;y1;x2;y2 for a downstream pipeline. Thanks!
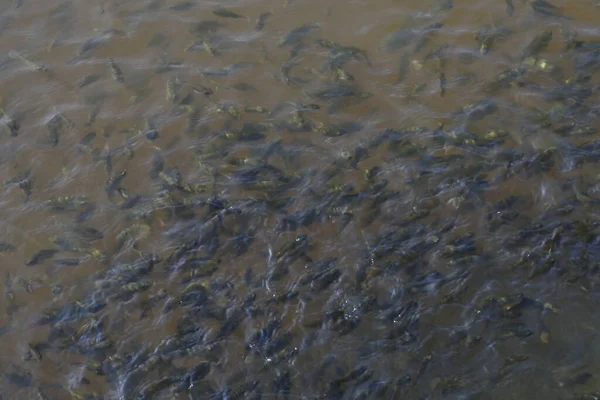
1;0;600;398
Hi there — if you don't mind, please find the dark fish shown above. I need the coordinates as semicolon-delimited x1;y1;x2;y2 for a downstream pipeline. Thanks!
191;84;213;96
279;23;320;47
476;25;511;55
77;75;100;88
46;114;63;147
147;32;166;47
84;108;100;127
395;53;410;84
4;368;32;387
228;61;257;73
485;67;525;93
562;372;592;388
531;0;569;19
26;249;59;266
189;20;224;36
78;36;107;56
53;258;83;266
506;0;514;15
433;0;453;11
521;30;552;60
256;12;272;31
107;58;124;83
412;23;443;54
201;68;229;76
310;82;361;100
439;71;447;97
201;62;256;77
499;322;533;339
382;27;417;51
229;82;257;92
327;92;373;114
382;22;443;51
72;225;104;242
455;99;497;122
185;362;211;386
105;171;127;195
169;1;194;11
0;242;16;252
0;16;13;38
331;121;365;137
213;8;245;19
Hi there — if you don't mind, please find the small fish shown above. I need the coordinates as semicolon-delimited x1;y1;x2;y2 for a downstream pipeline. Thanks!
506;0;515;15
8;50;47;72
0;16;13;38
256;12;272;31
72;225;104;242
561;372;593;388
23;343;42;362
4;366;32;387
147;32;166;47
395;54;410;84
201;67;230;77
107;57;124;83
228;61;257;73
84;107;101;128
521;30;552;60
432;0;453;11
115;224;150;252
439;71;447;97
35;387;49;400
78;36;107;56
245;106;269;113
46;114;64;147
166;76;182;103
279;23;320;47
0;242;16;252
202;37;219;56
53;258;83;266
45;196;91;212
229;82;257;92
531;0;568;19
213;8;245;19
168;1;194;11
77;75;100;88
26;249;59;266
189;20;224;36
105;171;127;195
382;22;443;52
191;84;214;96
0;109;18;136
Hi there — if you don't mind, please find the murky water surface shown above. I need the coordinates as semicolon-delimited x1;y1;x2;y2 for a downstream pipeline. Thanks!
2;0;600;398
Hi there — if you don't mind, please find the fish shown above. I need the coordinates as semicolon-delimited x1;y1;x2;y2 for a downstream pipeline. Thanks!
169;1;194;11
213;8;245;19
382;22;443;52
107;57;124;83
279;23;320;47
506;0;514;15
520;30;552;60
256;12;272;31
8;50;47;71
395;53;410;84
77;75;100;88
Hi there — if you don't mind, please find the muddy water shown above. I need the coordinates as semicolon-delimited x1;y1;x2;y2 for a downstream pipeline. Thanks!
1;0;600;398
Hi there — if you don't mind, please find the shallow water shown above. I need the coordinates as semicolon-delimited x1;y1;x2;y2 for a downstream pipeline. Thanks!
1;0;600;398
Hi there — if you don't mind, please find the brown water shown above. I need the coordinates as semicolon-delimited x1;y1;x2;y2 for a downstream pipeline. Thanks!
1;0;600;398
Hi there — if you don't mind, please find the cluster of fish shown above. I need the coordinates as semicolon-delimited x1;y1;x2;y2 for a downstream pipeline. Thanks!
1;0;600;398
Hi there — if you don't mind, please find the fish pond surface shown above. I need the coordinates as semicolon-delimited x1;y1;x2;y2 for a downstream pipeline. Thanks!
1;0;600;398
